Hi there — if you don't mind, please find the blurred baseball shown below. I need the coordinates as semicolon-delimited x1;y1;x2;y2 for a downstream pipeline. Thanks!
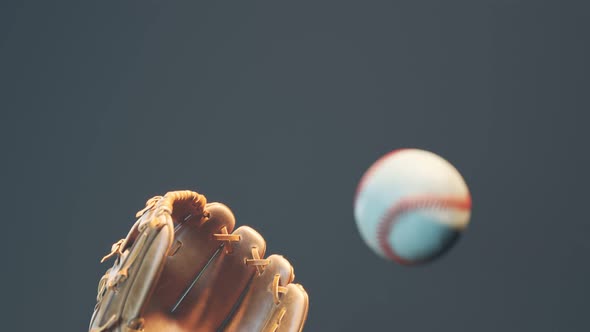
353;149;472;265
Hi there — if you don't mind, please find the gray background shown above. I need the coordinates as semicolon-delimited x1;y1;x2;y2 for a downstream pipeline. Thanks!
2;1;588;331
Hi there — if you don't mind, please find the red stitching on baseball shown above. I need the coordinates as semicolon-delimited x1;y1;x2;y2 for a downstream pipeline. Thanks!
377;195;472;265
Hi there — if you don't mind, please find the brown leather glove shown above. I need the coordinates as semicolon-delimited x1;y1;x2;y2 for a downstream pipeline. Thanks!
89;190;309;332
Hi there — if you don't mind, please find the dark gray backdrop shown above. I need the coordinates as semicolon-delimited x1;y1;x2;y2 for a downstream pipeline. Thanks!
2;1;588;331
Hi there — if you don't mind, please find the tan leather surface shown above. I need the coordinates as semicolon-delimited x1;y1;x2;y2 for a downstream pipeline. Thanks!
159;226;266;331
222;255;308;332
274;284;309;332
90;210;175;332
145;203;236;314
89;191;309;332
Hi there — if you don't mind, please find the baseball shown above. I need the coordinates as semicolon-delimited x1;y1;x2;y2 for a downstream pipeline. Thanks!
353;149;472;265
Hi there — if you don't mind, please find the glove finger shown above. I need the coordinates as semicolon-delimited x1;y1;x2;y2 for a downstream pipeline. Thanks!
145;202;236;314
221;255;309;332
273;283;309;332
159;225;267;331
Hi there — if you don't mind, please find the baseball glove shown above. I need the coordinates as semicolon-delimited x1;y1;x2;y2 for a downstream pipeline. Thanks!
89;190;309;332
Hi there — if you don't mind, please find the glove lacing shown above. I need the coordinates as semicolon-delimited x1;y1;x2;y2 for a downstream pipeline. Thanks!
213;227;288;305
